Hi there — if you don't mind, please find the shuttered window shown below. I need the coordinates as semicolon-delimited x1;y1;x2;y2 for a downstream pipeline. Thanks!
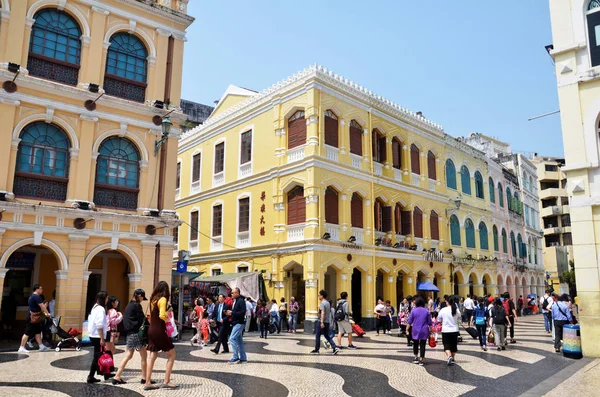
465;219;475;248
427;151;436;180
502;229;508;253
489;177;495;203
498;184;504;207
382;206;392;232
430;211;439;240
192;153;201;182
401;210;412;236
446;159;457;189
395;204;402;234
238;197;250;232
392;138;402;169
176;162;181;189
479;222;489;250
212;205;222;237
240;130;252;164
324;110;338;147
510;231;517;257
450;215;461;246
374;200;383;232
372;130;386;163
287;186;305;225
190;211;199;241
351;193;363;228
461;165;471;195
349;120;363;156
474;171;484;199
288;110;306;149
325;187;339;224
410;144;420;174
214;143;224;174
493;225;499;251
413;207;423;238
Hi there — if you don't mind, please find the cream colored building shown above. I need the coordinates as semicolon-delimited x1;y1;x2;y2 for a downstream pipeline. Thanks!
549;0;600;356
0;0;193;330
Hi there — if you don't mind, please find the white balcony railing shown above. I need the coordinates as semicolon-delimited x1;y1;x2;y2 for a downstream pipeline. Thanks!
351;154;362;169
237;232;250;248
325;145;339;162
325;223;340;241
191;180;200;194
189;240;199;255
287;146;305;163
210;236;223;252
175;188;180;200
394;168;402;181
287;224;305;242
351;227;365;244
411;173;420;187
213;172;224;187
374;162;383;176
428;179;436;191
173;244;178;257
239;162;252;179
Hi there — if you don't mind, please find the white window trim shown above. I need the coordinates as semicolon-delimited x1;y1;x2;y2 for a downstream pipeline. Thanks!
210;264;223;276
236;192;252;247
238;125;254;179
175;158;182;200
211;200;224;238
189;207;200;254
236;262;251;273
190;149;202;194
213;138;226;186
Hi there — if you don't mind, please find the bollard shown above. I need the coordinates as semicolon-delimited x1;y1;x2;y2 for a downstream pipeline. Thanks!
562;324;583;359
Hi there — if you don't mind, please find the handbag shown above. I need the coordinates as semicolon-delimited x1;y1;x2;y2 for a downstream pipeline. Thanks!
137;306;150;341
30;311;45;324
428;333;437;348
97;347;114;375
487;329;495;345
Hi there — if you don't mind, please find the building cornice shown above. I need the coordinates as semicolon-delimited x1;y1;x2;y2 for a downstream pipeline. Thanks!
180;64;445;148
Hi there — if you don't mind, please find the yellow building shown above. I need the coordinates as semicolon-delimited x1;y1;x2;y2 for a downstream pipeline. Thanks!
548;0;600;356
0;0;193;330
176;65;544;330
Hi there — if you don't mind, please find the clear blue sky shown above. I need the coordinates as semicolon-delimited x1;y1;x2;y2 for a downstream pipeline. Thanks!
181;1;562;157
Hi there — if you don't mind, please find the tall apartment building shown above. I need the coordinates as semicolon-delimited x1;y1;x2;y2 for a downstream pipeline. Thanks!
175;65;545;330
548;0;600;356
0;0;193;329
531;156;572;288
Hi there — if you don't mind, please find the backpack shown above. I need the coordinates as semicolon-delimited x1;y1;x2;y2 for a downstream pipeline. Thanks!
542;296;549;310
334;301;346;322
493;305;507;324
474;306;486;325
260;309;270;323
502;299;511;317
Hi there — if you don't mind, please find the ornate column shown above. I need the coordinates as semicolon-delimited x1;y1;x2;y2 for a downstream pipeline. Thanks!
405;271;417;297
339;118;348;157
362;128;370;170
423;211;431;249
383;137;392;177
304;178;319;239
419;148;426;188
401;144;410;183
458;283;470;298
305;89;319;157
384;273;397;311
340;192;350;241
440;274;451;296
304;266;319;332
364;197;374;244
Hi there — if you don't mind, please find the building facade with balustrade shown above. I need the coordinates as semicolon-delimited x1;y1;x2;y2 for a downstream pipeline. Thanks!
0;0;192;330
175;65;545;330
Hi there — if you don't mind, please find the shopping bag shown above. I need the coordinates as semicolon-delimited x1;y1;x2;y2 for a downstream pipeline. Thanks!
81;321;90;343
487;329;495;345
428;334;437;348
96;347;114;375
166;312;178;338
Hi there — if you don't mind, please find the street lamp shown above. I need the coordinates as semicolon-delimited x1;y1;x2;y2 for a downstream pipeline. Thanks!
445;196;462;217
154;116;173;156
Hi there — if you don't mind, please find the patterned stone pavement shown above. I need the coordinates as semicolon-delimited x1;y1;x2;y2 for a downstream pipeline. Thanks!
0;315;589;397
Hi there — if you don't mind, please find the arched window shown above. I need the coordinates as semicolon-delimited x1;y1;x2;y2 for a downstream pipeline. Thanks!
324;186;339;224
588;1;600;67
28;9;82;85
410;144;420;174
372;129;386;163
14;122;71;201
445;159;457;189
287;186;305;225
461;165;471;195
479;222;489;250
488;177;495;203
104;33;148;102
427;151;436;180
349;120;363;156
517;233;524;258
510;231;517;257
506;187;512;211
514;191;520;214
392;138;402;170
324;110;338;148
502;229;508;253
474;171;484;199
450;215;461;246
465;218;475;248
492;225;499;251
498;183;504;207
94;137;140;210
413;207;423;238
430;211;439;240
287;110;306;149
351;193;363;228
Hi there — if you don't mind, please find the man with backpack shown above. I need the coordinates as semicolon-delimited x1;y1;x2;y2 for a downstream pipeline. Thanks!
502;293;517;344
335;292;357;349
541;291;554;334
491;298;511;351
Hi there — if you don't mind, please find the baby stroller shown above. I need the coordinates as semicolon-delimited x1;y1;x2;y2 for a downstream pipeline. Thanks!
51;316;82;352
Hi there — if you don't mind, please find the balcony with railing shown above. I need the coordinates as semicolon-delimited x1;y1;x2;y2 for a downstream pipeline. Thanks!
210;236;223;252
374;162;383;176
239;162;252;179
287;145;306;163
237;232;250;248
351;154;362;169
213;172;224;187
351;227;365;244
189;240;199;255
393;168;402;181
325;145;339;162
325;223;340;241
411;173;421;187
428;179;436;191
191;180;200;194
287;224;305;242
